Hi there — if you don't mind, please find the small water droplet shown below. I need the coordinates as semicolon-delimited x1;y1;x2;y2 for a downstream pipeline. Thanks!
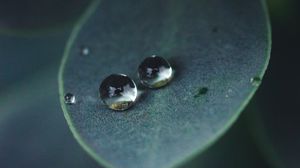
194;87;208;98
138;55;173;88
100;74;137;111
225;89;232;98
80;46;90;56
250;76;261;86
64;93;76;104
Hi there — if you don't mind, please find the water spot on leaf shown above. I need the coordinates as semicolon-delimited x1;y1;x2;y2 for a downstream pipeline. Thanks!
194;87;208;98
250;76;261;86
225;89;233;98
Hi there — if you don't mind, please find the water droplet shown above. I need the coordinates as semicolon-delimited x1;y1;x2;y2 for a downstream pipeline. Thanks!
138;55;173;88
250;76;261;86
194;87;208;98
64;93;76;104
80;46;90;56
225;89;233;98
100;74;137;111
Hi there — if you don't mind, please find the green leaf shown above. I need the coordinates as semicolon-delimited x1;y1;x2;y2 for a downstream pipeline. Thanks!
59;0;271;167
0;31;68;92
0;0;93;35
246;101;285;168
0;28;99;167
0;68;99;168
182;110;270;168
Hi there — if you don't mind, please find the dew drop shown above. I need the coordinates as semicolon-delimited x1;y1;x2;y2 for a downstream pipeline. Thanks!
138;55;173;88
80;46;90;56
64;93;76;105
225;89;233;98
100;74;137;111
250;76;261;86
194;87;208;98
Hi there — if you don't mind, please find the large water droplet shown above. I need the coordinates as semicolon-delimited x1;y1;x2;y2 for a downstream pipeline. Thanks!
138;55;173;88
100;74;137;111
64;93;76;104
250;76;261;86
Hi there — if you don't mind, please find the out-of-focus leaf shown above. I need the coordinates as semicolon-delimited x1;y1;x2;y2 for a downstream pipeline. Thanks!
0;68;100;168
0;31;68;92
182;110;271;168
0;0;93;34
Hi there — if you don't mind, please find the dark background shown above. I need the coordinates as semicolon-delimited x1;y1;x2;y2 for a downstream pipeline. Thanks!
254;0;300;167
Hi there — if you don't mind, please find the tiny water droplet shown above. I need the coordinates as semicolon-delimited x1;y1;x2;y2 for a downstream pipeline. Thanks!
250;76;261;86
138;55;173;88
64;93;76;104
80;46;90;56
225;89;233;98
100;74;137;111
194;87;208;98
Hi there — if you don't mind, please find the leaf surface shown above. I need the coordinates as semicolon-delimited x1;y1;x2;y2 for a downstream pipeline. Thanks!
59;0;271;167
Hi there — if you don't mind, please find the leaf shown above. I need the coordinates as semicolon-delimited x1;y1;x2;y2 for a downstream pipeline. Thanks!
0;68;99;168
0;0;93;34
59;0;271;167
0;31;68;92
246;3;300;167
182;110;270;168
245;101;285;168
0;27;99;167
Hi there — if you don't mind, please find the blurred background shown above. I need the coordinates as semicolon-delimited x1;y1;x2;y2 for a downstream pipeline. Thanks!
0;0;299;167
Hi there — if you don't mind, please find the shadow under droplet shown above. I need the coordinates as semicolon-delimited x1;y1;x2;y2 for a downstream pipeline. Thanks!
136;84;149;102
168;55;183;81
